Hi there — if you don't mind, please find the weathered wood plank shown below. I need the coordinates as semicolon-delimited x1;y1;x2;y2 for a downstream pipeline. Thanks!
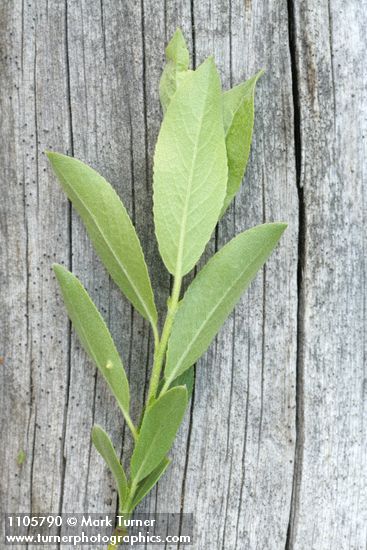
0;4;73;550
0;0;71;514
288;1;367;548
181;1;299;548
2;0;366;549
1;2;298;548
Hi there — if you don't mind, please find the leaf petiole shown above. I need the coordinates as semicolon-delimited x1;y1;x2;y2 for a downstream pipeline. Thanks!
125;414;138;442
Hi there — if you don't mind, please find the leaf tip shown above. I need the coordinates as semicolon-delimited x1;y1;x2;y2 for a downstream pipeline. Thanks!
196;56;220;85
91;424;101;437
46;150;75;173
171;27;185;43
166;28;189;68
52;263;66;278
174;384;189;404
203;55;216;67
91;425;106;448
269;222;288;240
45;149;61;164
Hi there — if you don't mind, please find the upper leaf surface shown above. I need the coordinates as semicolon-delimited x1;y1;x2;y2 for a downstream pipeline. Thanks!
169;367;195;399
221;71;263;215
159;29;190;112
130;387;187;482
164;223;287;384
47;152;157;329
154;58;228;277
92;425;129;507
130;458;171;511
53;264;130;415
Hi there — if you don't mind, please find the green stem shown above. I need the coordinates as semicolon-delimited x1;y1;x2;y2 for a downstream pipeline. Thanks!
107;524;128;550
122;323;159;442
151;322;160;352
107;529;120;550
146;276;182;403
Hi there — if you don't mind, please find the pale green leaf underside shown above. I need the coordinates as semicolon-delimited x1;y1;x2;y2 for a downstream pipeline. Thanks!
165;223;287;384
47;152;157;329
130;458;171;511
92;425;129;507
159;29;191;112
53;264;130;415
221;70;263;215
130;387;187;483
153;57;228;277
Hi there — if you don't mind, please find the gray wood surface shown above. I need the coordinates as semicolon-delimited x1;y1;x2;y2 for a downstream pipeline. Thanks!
0;1;365;549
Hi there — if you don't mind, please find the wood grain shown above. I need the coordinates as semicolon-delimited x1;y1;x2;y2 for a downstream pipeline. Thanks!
0;1;364;549
287;1;367;548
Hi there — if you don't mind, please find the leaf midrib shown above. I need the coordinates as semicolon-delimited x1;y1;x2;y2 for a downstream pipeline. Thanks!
174;77;215;279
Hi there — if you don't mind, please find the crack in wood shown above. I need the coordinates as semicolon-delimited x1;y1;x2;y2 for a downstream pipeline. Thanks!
285;0;305;548
58;1;74;535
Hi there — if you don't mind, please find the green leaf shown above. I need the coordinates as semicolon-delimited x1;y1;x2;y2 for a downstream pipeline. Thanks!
130;387;187;482
92;425;129;508
47;152;158;332
53;264;130;418
221;71;263;215
164;223;287;385
159;29;191;112
130;458;171;511
158;365;195;399
153;57;228;277
170;367;194;399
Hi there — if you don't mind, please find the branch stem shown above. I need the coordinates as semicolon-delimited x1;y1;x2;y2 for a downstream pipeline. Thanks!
146;276;182;403
107;525;127;550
